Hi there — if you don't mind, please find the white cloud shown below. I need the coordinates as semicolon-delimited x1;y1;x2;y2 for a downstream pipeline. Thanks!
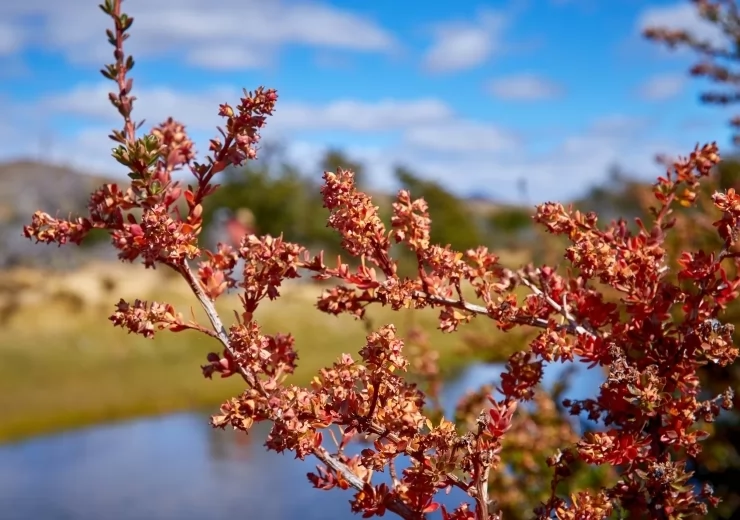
404;121;521;153
57;126;131;177
27;83;531;182
0;23;23;55
1;82;725;205
297;127;681;203
187;46;269;70
0;114;710;205
486;73;565;101
637;73;686;101
422;9;508;74
0;122;131;182
274;99;454;132
269;113;697;204
41;84;240;131
637;2;727;48
39;83;456;136
0;0;397;69
588;114;650;136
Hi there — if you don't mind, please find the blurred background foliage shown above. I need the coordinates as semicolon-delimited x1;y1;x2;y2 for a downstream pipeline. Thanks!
5;0;740;510
2;142;740;516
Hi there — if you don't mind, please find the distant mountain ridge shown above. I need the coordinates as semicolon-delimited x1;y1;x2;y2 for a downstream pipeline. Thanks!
0;160;115;222
0;160;118;268
0;159;513;269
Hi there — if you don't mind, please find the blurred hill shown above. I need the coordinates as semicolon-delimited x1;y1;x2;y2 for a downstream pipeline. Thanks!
0;160;118;269
0;157;537;271
0;160;112;214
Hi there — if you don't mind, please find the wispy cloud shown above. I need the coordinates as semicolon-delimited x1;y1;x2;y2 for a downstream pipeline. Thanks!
0;0;733;204
486;73;565;101
0;0;398;69
422;8;508;74
636;73;685;101
38;83;455;133
636;2;727;48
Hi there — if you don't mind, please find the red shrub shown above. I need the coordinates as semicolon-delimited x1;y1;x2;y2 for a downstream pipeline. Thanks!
24;1;739;518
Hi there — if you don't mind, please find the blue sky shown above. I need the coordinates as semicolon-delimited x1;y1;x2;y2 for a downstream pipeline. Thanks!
0;0;735;203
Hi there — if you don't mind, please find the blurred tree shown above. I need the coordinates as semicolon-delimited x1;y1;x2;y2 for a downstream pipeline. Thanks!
486;206;533;249
203;146;347;257
718;155;740;190
321;148;367;189
208;162;304;239
574;164;648;224
394;165;482;252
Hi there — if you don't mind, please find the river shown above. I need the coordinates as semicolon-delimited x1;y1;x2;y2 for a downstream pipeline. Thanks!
0;362;604;520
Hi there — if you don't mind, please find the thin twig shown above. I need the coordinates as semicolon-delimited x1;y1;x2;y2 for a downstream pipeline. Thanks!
472;455;491;520
177;261;422;520
517;278;596;338
110;0;136;143
389;458;400;488
411;290;594;337
178;261;257;386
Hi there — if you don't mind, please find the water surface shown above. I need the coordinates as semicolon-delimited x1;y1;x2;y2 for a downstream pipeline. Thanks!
0;362;604;520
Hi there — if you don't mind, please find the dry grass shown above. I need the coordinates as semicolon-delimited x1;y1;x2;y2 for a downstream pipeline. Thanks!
0;248;534;444
0;278;520;444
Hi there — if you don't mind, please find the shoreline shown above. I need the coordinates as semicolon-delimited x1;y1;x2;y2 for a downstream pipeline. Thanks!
0;263;512;446
0;360;471;446
0;354;471;446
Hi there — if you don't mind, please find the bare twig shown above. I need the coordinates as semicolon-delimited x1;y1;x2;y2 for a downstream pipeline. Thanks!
178;261;258;386
517;277;597;338
411;290;595;337
472;455;492;520
177;260;422;520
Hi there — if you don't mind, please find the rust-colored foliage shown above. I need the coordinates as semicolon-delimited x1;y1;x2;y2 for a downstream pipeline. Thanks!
23;1;740;518
645;3;740;515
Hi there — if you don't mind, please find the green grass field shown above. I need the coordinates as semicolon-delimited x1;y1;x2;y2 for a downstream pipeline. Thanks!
0;279;514;444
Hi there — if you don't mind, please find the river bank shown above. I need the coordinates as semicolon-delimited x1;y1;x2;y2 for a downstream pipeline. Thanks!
0;262;515;444
0;361;608;520
0;366;497;520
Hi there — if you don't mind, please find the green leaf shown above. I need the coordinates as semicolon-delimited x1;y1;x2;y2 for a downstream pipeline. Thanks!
121;15;134;31
112;146;131;168
99;0;113;14
143;134;160;152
